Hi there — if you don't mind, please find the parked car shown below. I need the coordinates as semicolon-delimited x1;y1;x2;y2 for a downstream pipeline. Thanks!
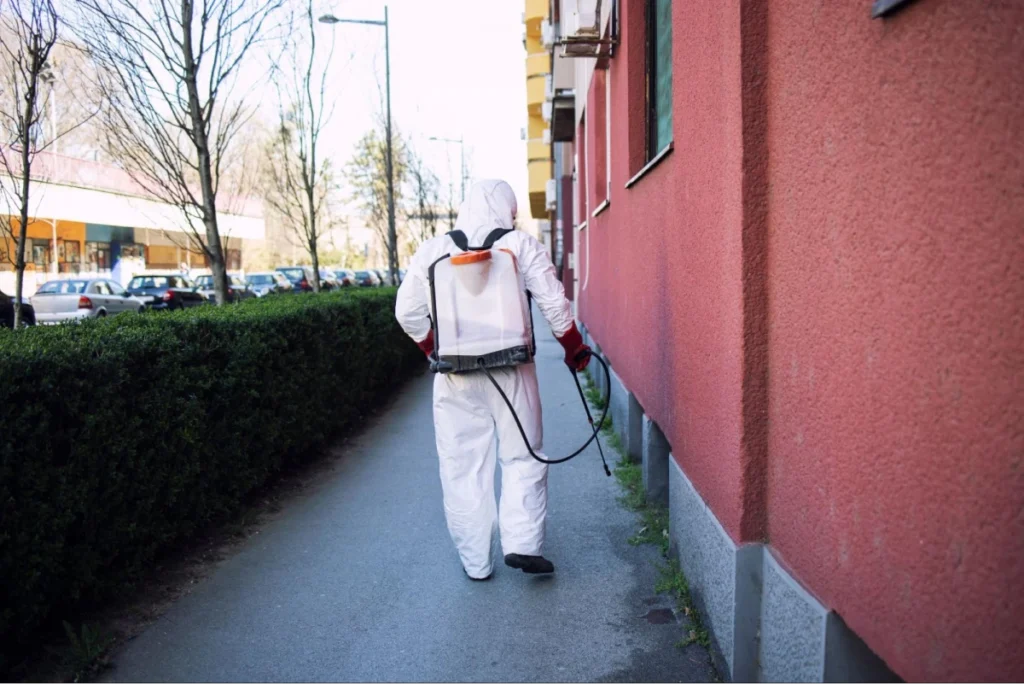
126;273;205;310
374;269;394;287
31;278;144;323
397;268;407;285
353;270;381;287
333;269;356;287
0;288;35;328
193;274;257;304
317;270;340;291
246;271;293;297
275;266;317;293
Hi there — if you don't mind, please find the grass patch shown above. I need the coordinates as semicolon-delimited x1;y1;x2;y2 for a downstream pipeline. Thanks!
629;505;671;557
584;382;607;411
614;457;646;512
656;561;711;648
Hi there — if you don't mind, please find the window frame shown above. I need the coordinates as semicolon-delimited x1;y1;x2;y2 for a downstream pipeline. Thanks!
645;0;673;161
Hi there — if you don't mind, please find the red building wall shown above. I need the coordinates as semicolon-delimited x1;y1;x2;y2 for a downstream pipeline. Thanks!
763;1;1023;680
576;0;1023;680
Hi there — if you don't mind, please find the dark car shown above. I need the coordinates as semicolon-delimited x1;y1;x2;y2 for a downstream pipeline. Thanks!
246;271;293;297
194;274;257;304
333;269;356;287
126;273;205;310
0;289;35;327
353;270;380;287
318;270;341;291
275;266;317;293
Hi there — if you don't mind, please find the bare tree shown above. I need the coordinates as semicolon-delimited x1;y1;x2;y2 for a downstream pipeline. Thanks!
75;0;284;306
404;145;441;248
0;0;59;328
263;0;336;293
346;122;408;278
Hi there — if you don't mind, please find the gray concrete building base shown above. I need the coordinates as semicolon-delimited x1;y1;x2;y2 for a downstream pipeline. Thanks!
608;368;643;463
641;415;670;506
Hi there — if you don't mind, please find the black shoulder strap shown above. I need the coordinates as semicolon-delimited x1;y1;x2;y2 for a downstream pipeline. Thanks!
481;228;513;249
447;230;469;251
446;228;513;252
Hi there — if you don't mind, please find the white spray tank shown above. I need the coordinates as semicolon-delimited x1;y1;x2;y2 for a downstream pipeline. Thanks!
428;229;535;373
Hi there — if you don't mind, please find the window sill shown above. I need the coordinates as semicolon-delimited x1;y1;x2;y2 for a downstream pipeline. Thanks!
591;199;610;218
625;142;674;189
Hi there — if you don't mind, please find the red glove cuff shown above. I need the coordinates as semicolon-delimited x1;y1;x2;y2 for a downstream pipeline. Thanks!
416;329;435;358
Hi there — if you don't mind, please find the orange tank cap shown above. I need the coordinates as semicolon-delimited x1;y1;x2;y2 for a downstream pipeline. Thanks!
451;250;492;266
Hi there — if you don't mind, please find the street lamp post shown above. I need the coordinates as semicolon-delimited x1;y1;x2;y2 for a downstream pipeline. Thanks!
319;7;397;285
40;66;58;276
428;135;465;204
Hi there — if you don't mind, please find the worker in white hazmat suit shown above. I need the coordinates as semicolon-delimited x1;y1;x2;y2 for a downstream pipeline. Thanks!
395;179;590;580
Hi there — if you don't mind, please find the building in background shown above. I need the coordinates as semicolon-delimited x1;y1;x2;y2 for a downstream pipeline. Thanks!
532;0;1023;681
522;0;554;267
0;152;264;296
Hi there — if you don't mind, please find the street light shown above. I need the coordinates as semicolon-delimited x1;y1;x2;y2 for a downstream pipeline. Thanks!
319;7;397;285
428;135;465;204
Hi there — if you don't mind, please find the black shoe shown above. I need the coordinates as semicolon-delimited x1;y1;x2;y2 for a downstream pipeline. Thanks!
465;569;493;581
504;553;555;574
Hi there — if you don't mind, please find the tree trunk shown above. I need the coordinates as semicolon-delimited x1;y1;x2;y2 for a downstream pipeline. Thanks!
13;71;36;329
205;218;228;301
12;228;26;328
181;0;228;306
310;243;320;292
306;178;320;292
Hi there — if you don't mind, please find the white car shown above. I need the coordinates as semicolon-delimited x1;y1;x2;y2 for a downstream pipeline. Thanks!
31;278;146;324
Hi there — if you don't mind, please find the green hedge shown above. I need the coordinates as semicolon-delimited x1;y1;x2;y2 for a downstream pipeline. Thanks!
0;290;422;671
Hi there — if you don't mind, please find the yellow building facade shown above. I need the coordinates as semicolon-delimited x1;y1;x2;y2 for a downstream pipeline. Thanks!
524;0;552;219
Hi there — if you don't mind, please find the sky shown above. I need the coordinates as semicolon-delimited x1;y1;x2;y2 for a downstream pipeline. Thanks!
290;0;530;216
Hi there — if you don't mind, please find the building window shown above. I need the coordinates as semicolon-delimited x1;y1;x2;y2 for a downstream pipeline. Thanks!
63;239;80;264
86;241;111;271
577;115;588;225
593;69;609;206
120;243;145;259
647;0;673;159
31;239;50;269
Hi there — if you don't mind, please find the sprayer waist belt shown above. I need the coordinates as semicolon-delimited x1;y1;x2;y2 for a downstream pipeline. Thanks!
437;346;533;374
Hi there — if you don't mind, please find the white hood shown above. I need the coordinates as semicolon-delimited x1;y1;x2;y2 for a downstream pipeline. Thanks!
452;179;518;247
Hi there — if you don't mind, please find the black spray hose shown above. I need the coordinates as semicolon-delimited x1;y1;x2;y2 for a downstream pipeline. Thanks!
477;350;613;477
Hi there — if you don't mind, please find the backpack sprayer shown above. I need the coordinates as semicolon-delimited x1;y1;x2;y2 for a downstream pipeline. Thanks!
427;229;613;477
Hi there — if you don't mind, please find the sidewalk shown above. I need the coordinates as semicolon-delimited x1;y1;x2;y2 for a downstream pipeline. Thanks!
104;331;715;682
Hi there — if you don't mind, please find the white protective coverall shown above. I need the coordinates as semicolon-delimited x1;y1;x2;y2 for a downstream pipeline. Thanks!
395;179;575;579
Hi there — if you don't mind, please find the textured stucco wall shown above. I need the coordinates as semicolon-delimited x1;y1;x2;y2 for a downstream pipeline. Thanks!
764;1;1024;680
578;0;754;541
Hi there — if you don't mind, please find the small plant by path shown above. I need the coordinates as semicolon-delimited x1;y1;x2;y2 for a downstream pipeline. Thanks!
583;369;716;667
48;622;114;683
584;382;607;411
656;561;711;648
